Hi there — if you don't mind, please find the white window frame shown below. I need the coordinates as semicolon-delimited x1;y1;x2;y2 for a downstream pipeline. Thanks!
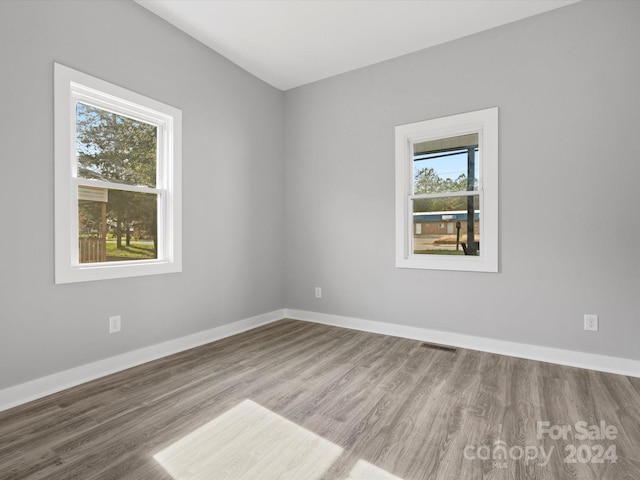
395;107;498;272
54;63;182;283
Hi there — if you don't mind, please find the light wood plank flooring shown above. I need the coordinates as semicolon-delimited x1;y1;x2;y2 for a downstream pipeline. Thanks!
1;319;639;479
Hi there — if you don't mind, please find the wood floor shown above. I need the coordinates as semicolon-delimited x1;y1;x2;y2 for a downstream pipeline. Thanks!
1;319;639;480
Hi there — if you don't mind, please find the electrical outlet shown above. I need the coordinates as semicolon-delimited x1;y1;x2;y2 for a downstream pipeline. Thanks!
315;287;322;299
109;315;121;334
584;314;598;332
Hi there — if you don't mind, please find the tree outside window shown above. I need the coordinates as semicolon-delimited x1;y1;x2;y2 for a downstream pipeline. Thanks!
76;103;159;262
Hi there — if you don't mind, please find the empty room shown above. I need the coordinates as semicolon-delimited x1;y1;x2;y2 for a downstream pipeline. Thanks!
1;0;639;479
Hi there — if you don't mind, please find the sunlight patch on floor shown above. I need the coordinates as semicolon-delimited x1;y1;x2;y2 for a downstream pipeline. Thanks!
154;399;343;480
346;459;404;480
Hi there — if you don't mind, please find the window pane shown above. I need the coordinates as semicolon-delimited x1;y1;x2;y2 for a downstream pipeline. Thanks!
412;195;480;256
76;102;157;188
413;133;478;194
78;187;158;263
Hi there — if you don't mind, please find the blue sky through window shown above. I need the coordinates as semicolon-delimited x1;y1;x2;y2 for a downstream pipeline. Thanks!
413;148;479;182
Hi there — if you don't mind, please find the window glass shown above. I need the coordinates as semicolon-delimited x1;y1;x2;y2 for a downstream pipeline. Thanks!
411;134;480;257
413;134;478;194
412;196;480;256
76;102;157;188
78;189;158;263
55;63;182;283
395;108;498;272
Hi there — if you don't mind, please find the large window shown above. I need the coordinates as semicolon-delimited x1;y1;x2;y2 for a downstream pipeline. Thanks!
54;64;182;283
395;108;498;272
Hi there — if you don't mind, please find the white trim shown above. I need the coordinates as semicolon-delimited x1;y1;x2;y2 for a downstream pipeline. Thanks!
412;190;478;200
395;107;498;272
284;309;640;379
0;309;285;413
54;63;182;283
3;308;638;412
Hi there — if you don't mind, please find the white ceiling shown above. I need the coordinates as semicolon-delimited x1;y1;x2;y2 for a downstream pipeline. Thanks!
136;0;579;91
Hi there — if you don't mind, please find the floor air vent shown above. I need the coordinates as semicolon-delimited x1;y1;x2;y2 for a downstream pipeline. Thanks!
421;342;457;353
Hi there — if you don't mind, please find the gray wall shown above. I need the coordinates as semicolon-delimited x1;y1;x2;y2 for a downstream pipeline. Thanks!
0;0;285;389
283;0;640;361
1;0;638;392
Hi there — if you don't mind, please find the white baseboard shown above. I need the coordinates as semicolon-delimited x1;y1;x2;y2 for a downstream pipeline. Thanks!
285;309;640;379
3;307;638;412
0;309;286;413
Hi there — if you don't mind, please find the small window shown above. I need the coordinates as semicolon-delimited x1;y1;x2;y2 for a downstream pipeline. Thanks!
54;64;182;283
395;108;498;272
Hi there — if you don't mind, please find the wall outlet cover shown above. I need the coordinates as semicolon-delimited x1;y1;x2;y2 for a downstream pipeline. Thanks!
584;314;598;332
109;315;121;334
